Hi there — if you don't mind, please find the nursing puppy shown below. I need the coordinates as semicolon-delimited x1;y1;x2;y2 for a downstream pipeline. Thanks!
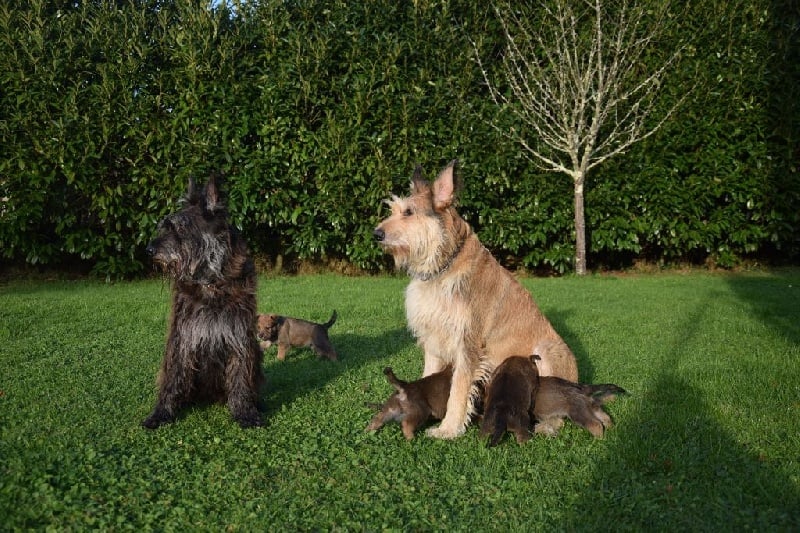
365;366;452;440
534;376;626;438
374;161;578;439
480;355;539;447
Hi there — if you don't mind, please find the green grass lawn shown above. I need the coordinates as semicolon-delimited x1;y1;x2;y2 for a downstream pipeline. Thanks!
1;271;799;530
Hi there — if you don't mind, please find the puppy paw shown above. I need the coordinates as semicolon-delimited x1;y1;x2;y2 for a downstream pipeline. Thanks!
533;423;559;437
425;424;465;440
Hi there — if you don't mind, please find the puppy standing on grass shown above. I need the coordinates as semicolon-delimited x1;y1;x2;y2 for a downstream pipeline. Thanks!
374;161;578;439
480;355;540;447
142;174;264;429
256;310;338;361
365;366;452;440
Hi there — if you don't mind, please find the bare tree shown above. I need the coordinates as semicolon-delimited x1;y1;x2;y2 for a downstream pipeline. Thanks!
475;0;687;275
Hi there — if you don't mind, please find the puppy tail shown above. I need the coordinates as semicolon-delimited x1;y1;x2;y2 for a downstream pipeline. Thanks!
586;384;628;404
323;310;337;330
383;367;407;392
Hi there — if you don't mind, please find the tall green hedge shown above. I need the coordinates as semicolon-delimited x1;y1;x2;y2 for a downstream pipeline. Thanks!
1;0;797;277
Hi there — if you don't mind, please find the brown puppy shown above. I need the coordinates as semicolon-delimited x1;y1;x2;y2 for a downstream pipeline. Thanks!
534;376;626;438
365;366;452;440
256;310;338;361
480;355;540;447
374;161;578;439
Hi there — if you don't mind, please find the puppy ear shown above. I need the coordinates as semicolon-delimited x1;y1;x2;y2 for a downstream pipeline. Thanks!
432;160;460;210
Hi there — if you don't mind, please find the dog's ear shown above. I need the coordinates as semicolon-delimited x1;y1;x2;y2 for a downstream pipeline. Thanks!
203;173;226;214
184;177;200;205
410;164;430;196
432;160;460;210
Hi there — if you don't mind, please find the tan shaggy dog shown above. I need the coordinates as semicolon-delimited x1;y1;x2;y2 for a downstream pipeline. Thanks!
373;160;579;439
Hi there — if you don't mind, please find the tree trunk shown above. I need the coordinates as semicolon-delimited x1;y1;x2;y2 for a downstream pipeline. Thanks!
574;178;587;275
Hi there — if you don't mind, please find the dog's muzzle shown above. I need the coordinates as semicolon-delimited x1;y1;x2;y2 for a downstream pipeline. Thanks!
373;229;385;242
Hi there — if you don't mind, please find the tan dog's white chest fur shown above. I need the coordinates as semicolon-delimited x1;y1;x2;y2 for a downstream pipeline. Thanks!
406;276;469;374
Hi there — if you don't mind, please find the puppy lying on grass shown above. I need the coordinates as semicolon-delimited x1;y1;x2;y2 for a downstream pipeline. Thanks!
480;354;627;445
256;310;338;361
365;366;452;440
533;376;626;439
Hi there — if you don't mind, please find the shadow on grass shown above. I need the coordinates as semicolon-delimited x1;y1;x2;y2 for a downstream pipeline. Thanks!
567;276;800;529
260;327;415;419
724;271;800;345
570;368;799;528
547;308;596;382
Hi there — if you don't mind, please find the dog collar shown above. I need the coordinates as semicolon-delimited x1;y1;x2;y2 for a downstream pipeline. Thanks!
414;240;464;282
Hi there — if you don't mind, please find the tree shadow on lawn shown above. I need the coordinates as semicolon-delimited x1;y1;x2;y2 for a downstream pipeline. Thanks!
724;271;800;346
567;281;800;530
259;327;415;419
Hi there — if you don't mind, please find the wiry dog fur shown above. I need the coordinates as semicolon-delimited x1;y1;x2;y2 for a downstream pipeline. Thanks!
256;310;338;361
480;355;540;447
365;366;452;440
534;376;626;438
142;174;264;429
374;160;578;439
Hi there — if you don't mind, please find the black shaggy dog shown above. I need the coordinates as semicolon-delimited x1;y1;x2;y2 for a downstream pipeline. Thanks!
142;174;265;429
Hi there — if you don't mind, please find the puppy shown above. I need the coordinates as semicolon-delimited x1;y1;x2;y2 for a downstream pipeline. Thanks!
365;366;452;440
374;161;578;439
534;376;626;438
256;310;338;361
480;355;540;447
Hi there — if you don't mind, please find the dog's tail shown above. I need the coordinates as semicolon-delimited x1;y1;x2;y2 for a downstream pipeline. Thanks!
480;407;507;448
383;367;408;392
583;384;627;404
323;310;337;330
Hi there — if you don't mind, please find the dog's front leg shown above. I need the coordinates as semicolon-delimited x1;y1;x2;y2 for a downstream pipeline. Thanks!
225;346;263;428
426;364;471;439
142;340;185;429
421;341;446;377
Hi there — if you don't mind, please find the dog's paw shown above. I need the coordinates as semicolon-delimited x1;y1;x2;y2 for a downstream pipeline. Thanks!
425;424;466;440
234;412;264;429
141;409;174;430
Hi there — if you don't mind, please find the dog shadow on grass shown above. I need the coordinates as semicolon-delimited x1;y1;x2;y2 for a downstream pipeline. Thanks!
546;308;596;381
565;286;800;529
258;327;414;419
